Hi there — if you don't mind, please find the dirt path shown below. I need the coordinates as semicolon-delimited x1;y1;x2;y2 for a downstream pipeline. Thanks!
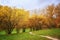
29;32;59;40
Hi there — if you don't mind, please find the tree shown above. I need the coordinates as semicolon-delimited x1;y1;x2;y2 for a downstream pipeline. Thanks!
54;3;60;28
46;4;56;28
28;14;42;31
0;6;18;34
15;9;29;33
2;6;15;34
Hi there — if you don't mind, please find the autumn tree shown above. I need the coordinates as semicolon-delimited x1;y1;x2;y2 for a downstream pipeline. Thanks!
0;6;20;34
54;3;60;28
15;9;29;33
0;6;13;34
46;4;56;28
28;14;42;31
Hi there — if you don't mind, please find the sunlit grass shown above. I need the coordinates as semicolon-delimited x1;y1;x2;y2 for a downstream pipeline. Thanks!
0;28;60;40
0;32;49;40
33;28;60;39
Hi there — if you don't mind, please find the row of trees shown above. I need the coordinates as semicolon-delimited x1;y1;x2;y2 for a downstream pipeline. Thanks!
0;3;60;34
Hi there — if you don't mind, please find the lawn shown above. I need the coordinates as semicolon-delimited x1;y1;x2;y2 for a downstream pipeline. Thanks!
0;32;49;40
33;28;60;39
0;28;60;40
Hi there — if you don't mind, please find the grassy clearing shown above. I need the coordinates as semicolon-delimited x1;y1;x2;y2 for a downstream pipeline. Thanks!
33;28;60;39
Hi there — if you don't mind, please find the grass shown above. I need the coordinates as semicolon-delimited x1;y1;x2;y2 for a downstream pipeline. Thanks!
0;32;49;40
0;28;60;40
33;28;60;39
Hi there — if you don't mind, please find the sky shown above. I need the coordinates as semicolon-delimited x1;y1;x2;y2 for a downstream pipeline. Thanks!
0;0;60;10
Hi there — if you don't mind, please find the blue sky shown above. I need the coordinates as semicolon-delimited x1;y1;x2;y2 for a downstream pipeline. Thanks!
0;0;60;10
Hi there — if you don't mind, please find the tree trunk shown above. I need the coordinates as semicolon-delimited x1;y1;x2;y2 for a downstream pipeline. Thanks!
6;30;11;35
8;31;11;34
33;27;36;31
16;29;20;33
30;27;33;31
23;28;25;32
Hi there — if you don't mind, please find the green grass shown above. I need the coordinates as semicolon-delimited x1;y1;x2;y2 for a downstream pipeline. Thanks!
0;28;60;40
33;28;60;39
0;32;50;40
